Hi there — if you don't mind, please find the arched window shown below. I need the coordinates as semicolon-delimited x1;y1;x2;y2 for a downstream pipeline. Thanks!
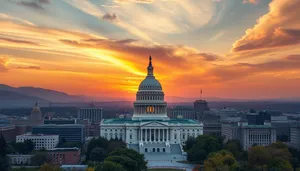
163;148;165;152
153;148;155;152
157;148;160;152
145;148;148;152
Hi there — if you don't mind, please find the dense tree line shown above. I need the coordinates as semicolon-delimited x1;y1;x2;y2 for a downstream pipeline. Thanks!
185;135;300;171
9;140;35;154
0;134;11;171
86;137;147;171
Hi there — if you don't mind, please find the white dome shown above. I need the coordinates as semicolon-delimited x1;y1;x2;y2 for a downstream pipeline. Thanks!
138;77;162;91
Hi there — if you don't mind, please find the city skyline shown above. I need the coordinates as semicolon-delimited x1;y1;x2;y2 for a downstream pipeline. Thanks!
1;0;300;101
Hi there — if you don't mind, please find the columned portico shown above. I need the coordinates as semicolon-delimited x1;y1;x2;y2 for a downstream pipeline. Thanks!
140;128;170;143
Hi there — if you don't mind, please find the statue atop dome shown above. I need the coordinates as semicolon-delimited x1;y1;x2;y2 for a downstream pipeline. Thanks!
149;55;152;66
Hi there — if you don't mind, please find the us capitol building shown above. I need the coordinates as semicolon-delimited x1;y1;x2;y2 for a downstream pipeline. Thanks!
100;57;203;154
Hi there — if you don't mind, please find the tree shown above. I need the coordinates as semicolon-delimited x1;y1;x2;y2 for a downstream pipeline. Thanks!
89;147;107;162
224;140;245;160
105;155;139;171
186;135;223;163
267;142;291;162
95;161;126;171
108;148;147;171
24;140;35;153
204;150;239;171
184;137;196;152
0;134;10;171
86;137;109;161
268;157;293;171
40;163;61;171
107;139;126;153
31;151;52;166
187;146;207;163
248;146;272;167
10;140;35;154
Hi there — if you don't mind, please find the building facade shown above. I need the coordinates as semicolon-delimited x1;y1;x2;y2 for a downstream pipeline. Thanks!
194;100;209;120
290;122;300;149
78;106;102;123
32;124;85;143
48;147;81;165
222;122;276;150
167;106;196;119
8;154;33;165
0;123;16;142
100;57;203;154
16;133;59;150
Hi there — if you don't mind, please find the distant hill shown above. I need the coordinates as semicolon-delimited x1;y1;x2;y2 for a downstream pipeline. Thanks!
0;84;88;103
0;90;48;108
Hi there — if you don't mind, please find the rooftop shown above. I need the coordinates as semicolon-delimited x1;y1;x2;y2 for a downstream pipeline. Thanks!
241;124;273;128
18;133;58;137
48;147;80;152
102;118;200;124
33;124;84;128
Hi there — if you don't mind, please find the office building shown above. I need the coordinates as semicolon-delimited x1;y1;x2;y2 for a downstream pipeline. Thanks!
16;133;59;150
0;119;17;142
246;111;271;125
290;122;300;149
78;105;102;123
44;119;75;125
194;100;209;120
168;106;196;119
32;124;85;143
48;147;81;165
222;121;276;150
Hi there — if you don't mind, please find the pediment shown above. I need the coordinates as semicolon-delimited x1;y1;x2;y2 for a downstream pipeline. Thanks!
141;121;168;127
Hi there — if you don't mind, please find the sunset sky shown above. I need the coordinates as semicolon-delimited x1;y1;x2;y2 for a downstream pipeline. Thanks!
1;0;300;101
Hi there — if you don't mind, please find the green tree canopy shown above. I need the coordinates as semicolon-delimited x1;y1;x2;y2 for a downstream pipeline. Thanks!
30;151;52;166
89;147;107;162
107;139;126;153
108;148;147;171
95;161;126;171
0;134;10;171
248;146;272;167
105;155;138;171
204;150;239;171
268;157;293;171
187;135;223;163
224;140;246;160
86;137;109;161
184;137;196;152
40;163;61;171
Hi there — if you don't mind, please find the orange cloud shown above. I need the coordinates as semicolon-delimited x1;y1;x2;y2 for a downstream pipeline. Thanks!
232;0;300;53
0;57;10;72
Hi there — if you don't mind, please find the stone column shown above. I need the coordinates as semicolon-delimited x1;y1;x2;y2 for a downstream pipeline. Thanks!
154;129;156;141
167;128;169;141
140;128;142;141
163;129;165;141
150;129;152;142
158;129;161;142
